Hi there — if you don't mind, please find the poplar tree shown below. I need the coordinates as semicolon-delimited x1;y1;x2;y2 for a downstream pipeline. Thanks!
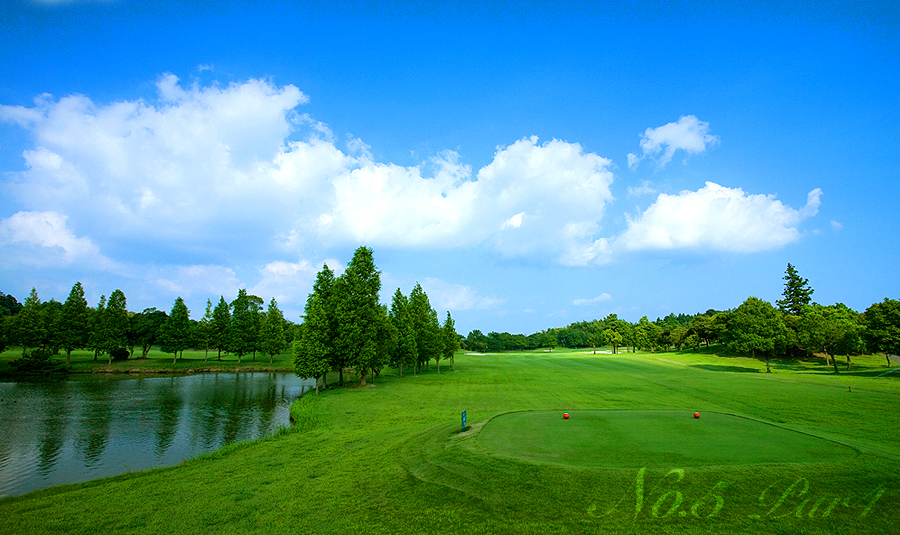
199;299;214;361
89;295;106;360
161;297;191;363
57;283;90;366
441;311;460;372
229;290;254;364
260;297;286;365
333;246;384;386
211;296;231;360
388;288;417;376
105;289;129;364
12;288;44;356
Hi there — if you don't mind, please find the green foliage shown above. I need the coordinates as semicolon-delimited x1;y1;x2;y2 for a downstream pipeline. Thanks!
160;297;192;362
441;311;459;372
9;348;67;376
333;246;385;385
104;289;128;364
228;290;256;363
862;298;900;365
12;288;45;356
723;297;791;371
211;296;231;359
260;298;286;365
776;263;815;315
799;303;863;372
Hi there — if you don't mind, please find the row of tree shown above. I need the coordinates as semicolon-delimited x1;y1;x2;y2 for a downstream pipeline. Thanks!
0;284;293;367
292;246;460;391
464;264;900;373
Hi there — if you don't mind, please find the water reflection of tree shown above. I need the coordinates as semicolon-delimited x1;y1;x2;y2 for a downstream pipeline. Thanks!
221;374;249;445
75;379;115;467
154;377;183;458
37;381;71;476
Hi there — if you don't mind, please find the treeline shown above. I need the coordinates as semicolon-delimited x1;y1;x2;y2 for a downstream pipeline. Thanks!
0;284;293;368
292;246;459;392
464;264;900;372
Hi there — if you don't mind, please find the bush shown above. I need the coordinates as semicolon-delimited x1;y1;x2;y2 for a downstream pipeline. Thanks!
110;348;129;361
9;348;68;376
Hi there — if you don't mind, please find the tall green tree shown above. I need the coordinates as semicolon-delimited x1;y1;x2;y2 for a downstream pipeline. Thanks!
229;290;255;364
211;296;231;360
441;311;460;372
862;298;900;367
12;288;44;356
260;297;286;365
388;288;416;376
199;299;214;361
105;289;129;364
132;308;167;358
333;246;384;386
161;297;191;363
89;295;107;361
294;292;333;393
57;282;90;366
724;297;792;372
776;263;815;315
408;283;440;373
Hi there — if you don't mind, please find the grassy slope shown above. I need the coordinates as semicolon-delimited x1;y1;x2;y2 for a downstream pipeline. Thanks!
0;348;897;534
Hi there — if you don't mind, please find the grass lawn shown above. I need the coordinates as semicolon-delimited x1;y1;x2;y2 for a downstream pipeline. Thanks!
0;348;897;534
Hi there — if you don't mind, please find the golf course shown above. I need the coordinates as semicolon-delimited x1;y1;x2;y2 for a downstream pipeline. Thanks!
1;347;897;534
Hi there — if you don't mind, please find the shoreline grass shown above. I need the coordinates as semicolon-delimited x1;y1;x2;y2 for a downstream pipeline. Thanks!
1;347;898;534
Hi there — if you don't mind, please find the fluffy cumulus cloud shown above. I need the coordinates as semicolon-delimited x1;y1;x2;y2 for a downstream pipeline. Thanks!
628;115;719;169
0;75;823;307
1;79;618;273
616;182;822;252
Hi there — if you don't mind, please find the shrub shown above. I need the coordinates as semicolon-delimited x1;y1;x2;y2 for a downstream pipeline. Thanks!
110;348;129;361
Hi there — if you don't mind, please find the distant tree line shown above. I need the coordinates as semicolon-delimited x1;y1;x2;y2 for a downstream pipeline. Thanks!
0;283;294;368
292;246;460;392
463;264;900;373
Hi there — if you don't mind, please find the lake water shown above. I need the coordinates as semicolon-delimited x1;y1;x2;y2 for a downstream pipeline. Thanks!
0;372;315;498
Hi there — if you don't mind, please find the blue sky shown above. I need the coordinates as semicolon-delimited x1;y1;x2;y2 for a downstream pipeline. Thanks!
1;0;898;335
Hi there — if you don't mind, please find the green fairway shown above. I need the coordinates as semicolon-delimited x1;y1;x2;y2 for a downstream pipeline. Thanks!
1;348;897;534
477;410;859;468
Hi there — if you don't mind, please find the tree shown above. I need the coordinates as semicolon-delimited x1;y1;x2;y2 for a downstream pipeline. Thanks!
862;298;900;367
89;295;107;361
408;283;440;373
724;297;791;372
603;329;624;354
160;297;191;363
105;289;129;364
199;299;214;361
132;308;167;358
776;263;814;315
260;298;286;365
57;282;90;366
211;296;231;360
541;331;557;352
228;290;255;364
333;246;384;386
12;288;44;357
441;311;460;372
293;292;333;393
388;288;417;376
799;303;862;372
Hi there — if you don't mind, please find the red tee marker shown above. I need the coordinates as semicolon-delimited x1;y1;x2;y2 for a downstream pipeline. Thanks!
693;412;700;419
563;413;569;419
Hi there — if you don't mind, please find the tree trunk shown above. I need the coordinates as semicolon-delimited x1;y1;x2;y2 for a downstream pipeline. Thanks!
451;356;455;371
314;375;319;394
360;371;366;386
831;353;839;373
66;349;71;367
886;353;892;367
399;362;403;377
173;352;177;364
437;359;440;374
765;353;771;373
846;355;851;371
339;368;344;386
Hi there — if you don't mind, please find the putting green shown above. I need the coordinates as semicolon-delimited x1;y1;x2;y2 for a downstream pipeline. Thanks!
476;410;858;468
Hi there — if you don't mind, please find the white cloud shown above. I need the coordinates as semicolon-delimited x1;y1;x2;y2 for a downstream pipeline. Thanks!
572;293;612;306
0;210;113;268
627;179;657;197
628;115;719;169
617;182;822;252
420;277;504;311
831;220;843;230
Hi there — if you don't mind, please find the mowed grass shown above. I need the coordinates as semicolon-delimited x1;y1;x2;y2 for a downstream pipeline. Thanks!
477;410;859;468
1;348;898;534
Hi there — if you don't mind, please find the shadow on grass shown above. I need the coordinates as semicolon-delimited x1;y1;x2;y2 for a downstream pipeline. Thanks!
689;364;761;373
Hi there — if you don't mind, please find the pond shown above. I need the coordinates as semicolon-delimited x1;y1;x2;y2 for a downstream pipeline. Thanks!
0;372;315;498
